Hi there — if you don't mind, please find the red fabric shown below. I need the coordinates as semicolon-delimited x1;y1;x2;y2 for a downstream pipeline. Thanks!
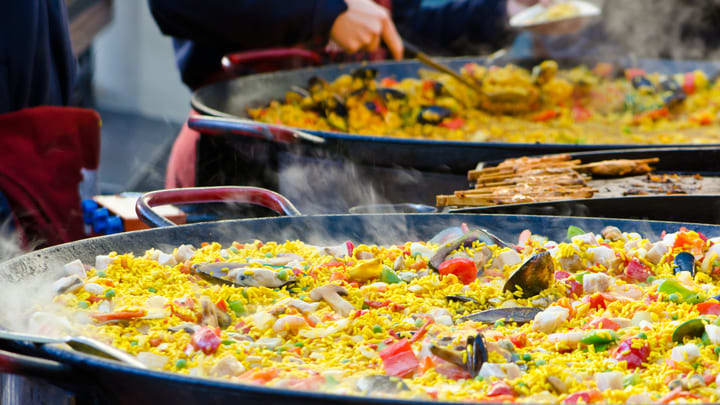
0;106;101;247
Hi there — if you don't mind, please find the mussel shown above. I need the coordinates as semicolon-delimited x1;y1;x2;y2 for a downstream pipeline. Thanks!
307;76;328;93
503;251;554;299
672;318;706;343
364;101;382;114
659;78;686;105
430;334;488;377
417;106;451;125
446;295;480;305
376;88;406;102
429;228;510;270
674;252;695;276
351;68;378;81
457;307;542;324
631;75;655;92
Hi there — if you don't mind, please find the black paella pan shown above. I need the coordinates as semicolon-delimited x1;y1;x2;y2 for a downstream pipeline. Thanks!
2;186;720;404
190;56;720;212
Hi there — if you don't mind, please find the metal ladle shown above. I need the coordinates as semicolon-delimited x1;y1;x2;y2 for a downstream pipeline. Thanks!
0;329;147;369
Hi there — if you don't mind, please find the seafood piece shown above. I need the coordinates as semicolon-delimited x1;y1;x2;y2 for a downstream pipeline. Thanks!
64;259;86;278
478;363;522;380
53;275;83;294
546;376;568;394
95;255;114;271
228;268;295;288
587;246;615;268
376;88;406;102
446;294;480;305
646;241;669;264
558;252;583;272
458;307;542;324
531;60;558;85
272;315;307;334
417;106;451;125
595;371;623;391
600;226;622;241
168;323;199;334
210;354;245;378
705;324;720;345
356;375;409;394
429;229;508;270
532;305;569;333
672;318;705;343
671;343;700;363
428;308;453;326
274;298;320;315
503;251;554;298
673;252;695;276
582;273;611;294
310;285;354;317
174;244;195;262
430;334;488;377
199;296;231;329
491;249;522;271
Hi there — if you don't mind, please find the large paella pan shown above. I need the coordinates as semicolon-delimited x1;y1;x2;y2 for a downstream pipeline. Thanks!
4;188;720;403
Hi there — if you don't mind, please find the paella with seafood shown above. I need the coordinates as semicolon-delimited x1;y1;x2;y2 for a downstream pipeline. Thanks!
29;223;720;403
248;60;720;144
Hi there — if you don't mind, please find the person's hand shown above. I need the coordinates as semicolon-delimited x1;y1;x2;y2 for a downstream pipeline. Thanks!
329;0;403;60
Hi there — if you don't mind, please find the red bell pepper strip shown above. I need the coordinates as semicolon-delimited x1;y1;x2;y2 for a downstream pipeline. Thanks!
613;336;649;369
683;72;696;95
563;389;603;404
378;338;419;377
584;293;615;310
532;109;559;122
90;310;146;323
439;118;465;129
437;258;477;285
624;68;646;80
380;77;399;87
697;301;720;315
572;105;592;122
509;333;528;349
191;326;222;355
409;319;433;344
215;299;228;312
240;367;279;385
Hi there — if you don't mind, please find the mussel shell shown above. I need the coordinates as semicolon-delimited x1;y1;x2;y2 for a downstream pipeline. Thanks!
503;251;554;298
307;76;328;91
364;101;380;114
352;68;378;81
457;307;542;324
672;318;706;343
321;95;348;118
356;375;409;394
631;75;655;91
446;295;480;305
466;334;488;377
417;106;451;125
673;252;695;276
377;88;407;101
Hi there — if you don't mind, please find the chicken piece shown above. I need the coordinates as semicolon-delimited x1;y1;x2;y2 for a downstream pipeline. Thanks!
595;371;623;391
210;354;245;378
532;306;569;333
491;250;522;270
583;273;611;294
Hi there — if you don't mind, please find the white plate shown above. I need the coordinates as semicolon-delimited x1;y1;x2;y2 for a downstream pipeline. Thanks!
510;0;601;29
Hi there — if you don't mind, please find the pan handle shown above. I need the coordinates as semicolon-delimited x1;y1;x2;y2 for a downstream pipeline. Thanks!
136;186;302;228
188;115;325;145
0;348;71;379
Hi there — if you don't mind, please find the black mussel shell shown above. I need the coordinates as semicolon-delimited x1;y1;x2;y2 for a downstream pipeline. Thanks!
446;295;480;305
377;87;406;102
352;68;378;81
417;106;451;125
631;75;655;91
503;251;554;298
458;307;542;324
674;252;695;276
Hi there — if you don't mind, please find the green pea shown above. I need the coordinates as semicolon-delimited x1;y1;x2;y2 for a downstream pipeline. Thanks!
372;325;383;334
638;332;647;339
176;359;187;369
294;342;304;347
494;320;505;328
77;301;89;309
148;287;157;293
105;289;116;299
535;359;546;366
522;353;532;362
229;247;240;254
97;271;106;278
221;340;234;346
668;293;680;303
672;314;679;320
415;318;424;328
714;347;720;355
474;376;484;382
277;270;288;282
265;252;273;258
130;341;138;346
646;275;655;283
241;289;249;299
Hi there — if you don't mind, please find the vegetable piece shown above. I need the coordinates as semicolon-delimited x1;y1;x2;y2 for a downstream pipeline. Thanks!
584;293;615;310
672;318;706;343
581;329;618;348
563;389;602;404
380;266;401;284
588;317;621;331
229;300;245;317
437;258;477;285
532;109;559;122
658;279;702;303
90;310;146;323
348;258;383;281
310;284;354;317
190;326;222;354
613;336;649;369
697;301;720;316
566;226;585;240
487;381;514;397
378;339;419;377
624;259;650;282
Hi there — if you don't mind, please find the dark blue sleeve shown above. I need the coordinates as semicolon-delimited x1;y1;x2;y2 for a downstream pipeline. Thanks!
393;0;511;54
148;0;347;48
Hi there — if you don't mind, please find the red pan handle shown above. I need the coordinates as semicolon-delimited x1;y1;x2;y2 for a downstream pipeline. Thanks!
187;115;325;145
0;348;71;379
221;48;322;71
136;186;302;228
